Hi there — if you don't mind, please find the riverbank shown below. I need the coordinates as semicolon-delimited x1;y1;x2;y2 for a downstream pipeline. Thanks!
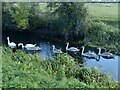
2;46;119;88
3;28;120;55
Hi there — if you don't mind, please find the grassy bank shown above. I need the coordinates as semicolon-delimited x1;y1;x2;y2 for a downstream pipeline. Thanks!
84;19;119;54
2;46;119;88
84;3;119;54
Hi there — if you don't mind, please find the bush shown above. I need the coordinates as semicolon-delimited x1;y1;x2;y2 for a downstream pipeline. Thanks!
2;46;119;88
85;21;119;53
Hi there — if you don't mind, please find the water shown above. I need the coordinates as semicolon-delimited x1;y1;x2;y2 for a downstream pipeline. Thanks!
2;32;119;81
84;55;119;81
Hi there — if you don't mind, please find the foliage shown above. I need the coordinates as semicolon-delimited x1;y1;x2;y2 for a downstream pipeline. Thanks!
2;3;16;30
11;3;31;30
3;3;31;30
2;3;49;30
2;2;120;53
85;20;120;53
29;3;50;29
2;46;119;88
56;64;65;81
47;2;88;41
0;47;2;88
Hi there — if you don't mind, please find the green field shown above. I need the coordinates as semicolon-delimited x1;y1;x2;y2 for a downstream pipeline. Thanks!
38;3;118;20
85;3;118;20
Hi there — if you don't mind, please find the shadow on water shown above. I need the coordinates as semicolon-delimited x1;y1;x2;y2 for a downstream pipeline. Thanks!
2;30;120;81
84;55;119;81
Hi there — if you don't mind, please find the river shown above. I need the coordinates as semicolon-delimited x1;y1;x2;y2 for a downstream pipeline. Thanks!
2;31;120;81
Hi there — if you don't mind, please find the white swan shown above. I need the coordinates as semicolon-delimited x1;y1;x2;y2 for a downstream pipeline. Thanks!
52;45;62;54
7;37;16;48
18;43;41;51
97;47;114;59
81;46;98;59
25;44;36;48
66;42;79;53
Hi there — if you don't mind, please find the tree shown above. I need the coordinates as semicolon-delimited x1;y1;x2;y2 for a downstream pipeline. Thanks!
2;3;15;30
47;2;88;41
11;3;31;30
3;2;31;30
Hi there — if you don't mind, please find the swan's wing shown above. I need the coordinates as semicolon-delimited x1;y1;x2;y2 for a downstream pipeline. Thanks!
90;51;97;55
26;44;32;46
102;52;113;55
25;44;35;47
9;42;16;46
84;52;96;57
55;48;62;53
69;47;79;51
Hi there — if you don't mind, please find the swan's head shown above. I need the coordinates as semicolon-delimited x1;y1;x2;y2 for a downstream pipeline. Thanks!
7;37;9;40
97;47;101;50
52;45;55;49
66;42;69;45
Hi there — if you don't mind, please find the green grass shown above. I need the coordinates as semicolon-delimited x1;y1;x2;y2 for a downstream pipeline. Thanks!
33;3;118;22
37;3;118;20
2;46;119;88
84;3;119;53
85;3;118;20
0;46;2;88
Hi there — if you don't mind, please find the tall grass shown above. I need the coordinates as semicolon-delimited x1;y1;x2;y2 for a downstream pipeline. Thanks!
2;46;119;88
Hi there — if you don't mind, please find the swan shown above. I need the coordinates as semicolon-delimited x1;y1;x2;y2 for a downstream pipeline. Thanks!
25;44;36;48
81;46;98;59
52;45;62;54
7;37;16;48
18;43;41;51
97;47;115;59
66;42;79;53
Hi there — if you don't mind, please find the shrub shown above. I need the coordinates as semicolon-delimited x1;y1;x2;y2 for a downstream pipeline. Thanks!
2;46;119;88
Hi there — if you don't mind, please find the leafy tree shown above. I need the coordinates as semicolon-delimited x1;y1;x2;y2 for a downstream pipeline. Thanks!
3;2;31;30
11;3;31;30
47;2;88;41
2;3;16;30
29;3;41;29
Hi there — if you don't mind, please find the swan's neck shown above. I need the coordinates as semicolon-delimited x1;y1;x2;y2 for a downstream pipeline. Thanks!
98;48;101;55
66;43;69;50
18;43;24;48
52;46;55;51
96;55;100;61
7;38;10;44
21;44;24;48
81;47;85;55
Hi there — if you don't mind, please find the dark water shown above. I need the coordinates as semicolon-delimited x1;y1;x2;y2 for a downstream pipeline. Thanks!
2;31;120;81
